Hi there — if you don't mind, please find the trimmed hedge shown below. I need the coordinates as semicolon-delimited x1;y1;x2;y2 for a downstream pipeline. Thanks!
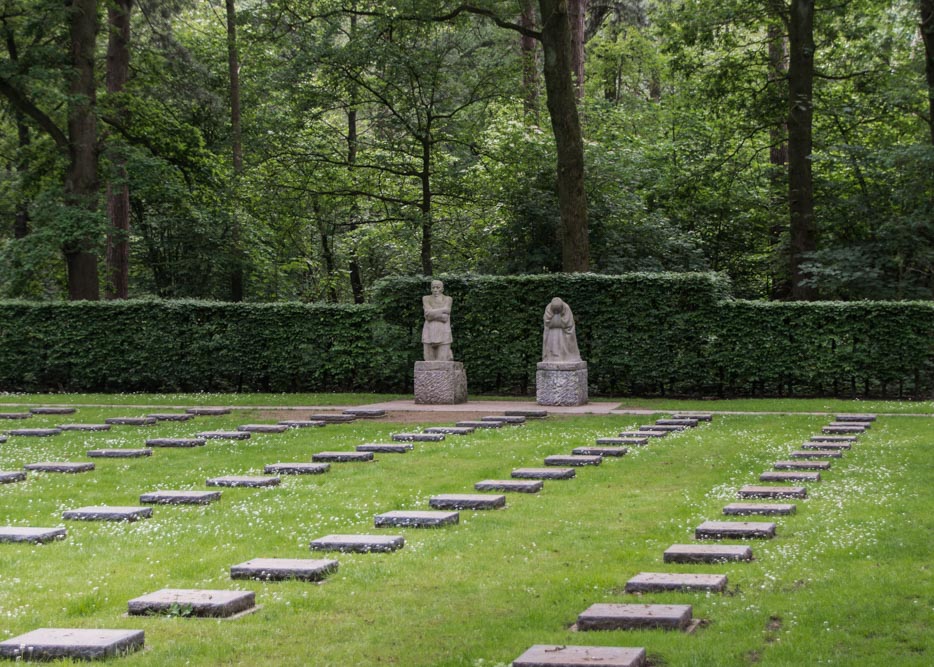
0;275;931;397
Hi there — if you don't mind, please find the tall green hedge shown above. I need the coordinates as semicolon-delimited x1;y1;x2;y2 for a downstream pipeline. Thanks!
0;275;931;397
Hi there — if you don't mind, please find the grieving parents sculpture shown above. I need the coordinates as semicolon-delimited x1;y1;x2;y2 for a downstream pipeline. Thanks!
536;297;588;406
542;297;581;363
422;280;453;361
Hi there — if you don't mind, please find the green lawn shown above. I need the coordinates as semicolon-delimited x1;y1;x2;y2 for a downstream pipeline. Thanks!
0;403;931;665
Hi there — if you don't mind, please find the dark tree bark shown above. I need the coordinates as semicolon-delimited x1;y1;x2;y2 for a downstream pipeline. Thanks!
420;136;433;276
104;0;133;300
568;0;587;98
520;0;540;117
347;9;365;304
64;0;101;301
226;0;245;301
923;0;934;145
538;0;589;271
787;0;817;300
4;28;31;239
768;21;791;299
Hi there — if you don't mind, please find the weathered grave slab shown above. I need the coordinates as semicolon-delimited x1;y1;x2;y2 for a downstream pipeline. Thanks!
723;502;796;516
278;420;327;428
424;426;474;435
835;413;876;422
802;441;850;450
309;534;404;553
140;490;221;505
822;425;865;434
482;415;526;424
663;544;753;563
186;407;231;415
356;443;412;454
147;413;193;421
6;428;61;437
263;463;330;475
504;409;548;418
810;434;857;442
24;462;94;473
312;451;374;463
429;494;506;510
545;455;601;467
146;437;206;448
0;471;26;484
230;558;338;582
198;431;250;440
237;424;288;434
0;527;66;544
790;449;842;459
343;408;386;418
773;460;831;470
695;521;776;539
512;467;575;480
639;424;684;432
29;407;76;415
577;603;692;631
128;589;254;618
0;412;31;419
656;418;698;427
512;644;645;667
392;432;444;442
759;471;821;482
672;413;713;422
739;485;806;499
105;417;156;426
87;449;152;458
474;479;543;493
63;506;151;522
0;629;144;661
573;446;628;457
59;424;111;432
624;572;727;594
374;510;459;528
0;435;5;443
828;421;871;429
455;420;503;429
620;430;667;438
309;414;356;423
595;437;647;446
206;476;280;488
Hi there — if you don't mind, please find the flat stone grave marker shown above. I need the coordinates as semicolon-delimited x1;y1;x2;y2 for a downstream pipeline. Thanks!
63;506;152;522
424;426;474;435
0;471;26;484
105;417;156;426
774;460;831;470
29;407;76;415
186;407;231;415
790;449;842;459
624;572;727;594
356;443;412;454
482;415;526;424
835;413;876;422
374;510;459;528
128;589;255;618
429;494;506;510
0;435;5;443
620;430;666;438
474;479;542;493
230;558;338;582
802;441;850;450
596;437;647;446
147;413;193;421
739;485;806;499
810;434;857;442
828;420;871;429
639;424;684;432
206;475;280;488
87;448;152;458
573;446;628;457
723;502;796;516
577;603;693;631
342;408;386;418
24;462;94;473
0;629;144;661
263;463;330;475
759;471;821;483
672;413;713;422
278;420;326;428
455;420;502;429
822;425;865;434
140;490;221;505
512;644;645;667
312;451;374;463
59;424;111;432
695;521;776;539
545;455;601;467
392;432;444;442
309;414;356;423
6;428;62;437
656;418;699;427
146;437;206;448
236;424;288;434
309;534;404;553
512;467;575;480
198;431;250;440
0;527;67;544
505;409;548;418
0;412;31;419
663;544;753;563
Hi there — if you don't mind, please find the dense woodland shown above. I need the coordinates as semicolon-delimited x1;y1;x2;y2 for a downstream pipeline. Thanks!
1;0;933;303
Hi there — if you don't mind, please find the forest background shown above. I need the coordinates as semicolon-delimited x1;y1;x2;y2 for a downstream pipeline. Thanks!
1;0;933;304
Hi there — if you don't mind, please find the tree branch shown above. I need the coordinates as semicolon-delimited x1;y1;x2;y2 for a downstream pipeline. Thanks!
0;76;68;150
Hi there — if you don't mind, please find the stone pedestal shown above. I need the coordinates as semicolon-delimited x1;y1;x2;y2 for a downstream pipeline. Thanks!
414;361;467;404
536;361;588;406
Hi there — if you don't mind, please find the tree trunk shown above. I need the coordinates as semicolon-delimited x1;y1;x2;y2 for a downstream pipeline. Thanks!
347;9;365;304
538;0;589;272
923;0;934;145
104;0;132;300
520;0;540;117
64;0;100;301
568;0;587;98
13;114;30;238
768;21;791;299
420;136;433;276
787;0;817;300
226;0;244;301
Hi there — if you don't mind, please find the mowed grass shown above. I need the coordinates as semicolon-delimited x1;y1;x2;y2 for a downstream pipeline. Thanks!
0;405;931;666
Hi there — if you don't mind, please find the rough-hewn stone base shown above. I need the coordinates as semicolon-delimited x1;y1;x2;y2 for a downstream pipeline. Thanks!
414;361;467;404
536;362;588;406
